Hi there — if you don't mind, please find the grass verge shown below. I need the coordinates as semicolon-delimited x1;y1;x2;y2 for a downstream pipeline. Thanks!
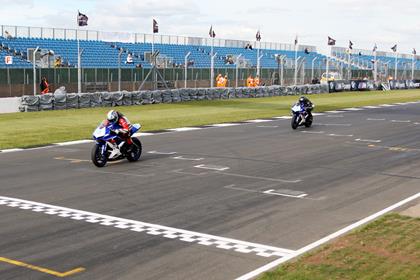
260;213;420;280
2;90;420;149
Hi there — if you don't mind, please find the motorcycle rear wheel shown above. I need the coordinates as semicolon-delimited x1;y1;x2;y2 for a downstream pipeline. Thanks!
126;138;142;162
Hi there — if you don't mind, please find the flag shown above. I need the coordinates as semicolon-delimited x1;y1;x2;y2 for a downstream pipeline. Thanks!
349;40;353;50
209;26;216;38
327;36;336;46
391;44;397;52
373;44;378;52
294;35;298;46
153;19;159;34
77;11;88;27
413;48;417;55
256;30;261;42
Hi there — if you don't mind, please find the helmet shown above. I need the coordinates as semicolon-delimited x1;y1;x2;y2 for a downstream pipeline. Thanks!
299;96;306;104
107;110;118;124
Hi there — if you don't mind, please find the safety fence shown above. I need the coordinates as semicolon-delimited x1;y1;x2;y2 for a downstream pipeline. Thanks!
19;84;329;112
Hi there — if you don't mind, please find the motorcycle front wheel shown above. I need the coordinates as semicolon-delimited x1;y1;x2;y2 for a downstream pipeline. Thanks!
291;115;299;130
91;144;107;167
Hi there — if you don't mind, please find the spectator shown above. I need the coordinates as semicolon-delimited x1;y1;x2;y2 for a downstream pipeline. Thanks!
216;74;223;87
40;77;49;94
246;75;254;87
4;30;13;40
311;77;320;84
222;75;228;87
54;56;62;68
254;75;261;87
136;63;142;68
126;53;133;64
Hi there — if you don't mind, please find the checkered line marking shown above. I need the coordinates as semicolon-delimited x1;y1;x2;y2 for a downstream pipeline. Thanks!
0;196;295;258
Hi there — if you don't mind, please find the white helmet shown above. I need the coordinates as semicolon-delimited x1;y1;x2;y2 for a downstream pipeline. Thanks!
107;110;118;124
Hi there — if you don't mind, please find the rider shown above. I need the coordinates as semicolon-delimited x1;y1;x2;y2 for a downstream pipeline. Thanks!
105;110;133;149
297;96;314;117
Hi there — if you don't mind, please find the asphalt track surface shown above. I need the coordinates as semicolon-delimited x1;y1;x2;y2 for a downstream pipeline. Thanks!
1;102;420;280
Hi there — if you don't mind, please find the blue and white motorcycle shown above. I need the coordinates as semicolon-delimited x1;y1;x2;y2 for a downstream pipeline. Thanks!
91;122;142;167
291;103;313;130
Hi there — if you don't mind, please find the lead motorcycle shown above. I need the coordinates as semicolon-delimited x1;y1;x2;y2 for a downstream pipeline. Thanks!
291;103;313;129
91;122;142;167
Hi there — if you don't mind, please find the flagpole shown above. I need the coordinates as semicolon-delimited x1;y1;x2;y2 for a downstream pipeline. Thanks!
347;49;351;80
412;52;415;80
326;46;330;82
394;51;398;80
256;40;260;77
294;40;298;85
373;49;377;83
77;26;81;93
210;37;214;88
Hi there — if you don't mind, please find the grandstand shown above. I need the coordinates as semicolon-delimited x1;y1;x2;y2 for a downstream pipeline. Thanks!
0;38;325;70
1;24;419;97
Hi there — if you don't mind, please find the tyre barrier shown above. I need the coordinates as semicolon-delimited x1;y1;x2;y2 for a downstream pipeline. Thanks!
19;84;333;112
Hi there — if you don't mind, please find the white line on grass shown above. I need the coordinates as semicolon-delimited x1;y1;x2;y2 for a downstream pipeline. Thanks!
235;192;420;280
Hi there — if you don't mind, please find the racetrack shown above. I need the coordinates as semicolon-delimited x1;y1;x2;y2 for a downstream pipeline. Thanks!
1;102;420;279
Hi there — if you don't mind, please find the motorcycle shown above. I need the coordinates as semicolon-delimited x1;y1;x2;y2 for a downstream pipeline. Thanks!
91;122;142;167
291;103;313;129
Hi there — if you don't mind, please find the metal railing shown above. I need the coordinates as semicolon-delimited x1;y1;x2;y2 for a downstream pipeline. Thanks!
1;24;317;52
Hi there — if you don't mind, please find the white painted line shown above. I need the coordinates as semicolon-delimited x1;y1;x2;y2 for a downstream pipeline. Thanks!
300;131;325;134
342;108;363;111
324;110;344;114
413;122;420;125
317;123;352;127
379;104;395;107
311;113;326;116
273;116;292;120
171;169;208;176
391;120;411;123
172;156;204;161
325;114;344;118
148;151;177;155
0;148;24;153
394;102;409;105
235;192;420;280
133;132;155;137
355;138;382;143
168;127;203;132
0;196;295;258
362;106;381;109
217;172;302;184
210;123;241;127
257;125;279;128
263;190;308;199
246;119;273;123
328;134;354;137
367;118;386;121
54;140;93;146
194;164;230;171
224;185;308;199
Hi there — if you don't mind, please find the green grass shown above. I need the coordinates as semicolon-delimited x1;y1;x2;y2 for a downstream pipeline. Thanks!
260;213;420;280
2;90;420;149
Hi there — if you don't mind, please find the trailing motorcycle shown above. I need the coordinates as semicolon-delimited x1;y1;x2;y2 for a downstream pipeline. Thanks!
291;103;313;129
91;122;142;167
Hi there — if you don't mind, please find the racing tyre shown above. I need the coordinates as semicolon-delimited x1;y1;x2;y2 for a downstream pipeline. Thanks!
291;115;298;130
91;144;107;167
305;115;313;128
127;137;142;162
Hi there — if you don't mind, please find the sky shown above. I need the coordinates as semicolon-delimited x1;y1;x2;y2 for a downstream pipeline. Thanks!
1;0;419;55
